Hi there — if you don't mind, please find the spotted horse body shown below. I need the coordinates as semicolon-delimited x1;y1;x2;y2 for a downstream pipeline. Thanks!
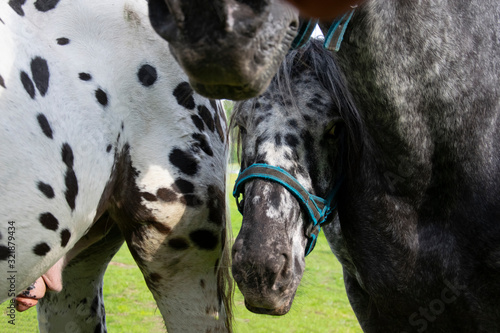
0;0;232;332
231;1;500;328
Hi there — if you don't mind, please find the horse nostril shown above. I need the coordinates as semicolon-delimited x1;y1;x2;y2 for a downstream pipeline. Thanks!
267;254;289;286
279;254;291;279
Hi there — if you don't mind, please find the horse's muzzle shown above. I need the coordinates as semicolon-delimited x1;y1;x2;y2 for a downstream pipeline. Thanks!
232;238;298;315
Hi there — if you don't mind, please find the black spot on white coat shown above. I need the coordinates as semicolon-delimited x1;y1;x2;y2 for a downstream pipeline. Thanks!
64;169;78;210
209;99;218;112
191;115;205;131
39;212;59;231
192;133;214;156
60;229;71;247
33;242;51;256
207;185;224;226
214;112;225;142
37;113;53;139
156;187;177;202
189;229;218;250
61;143;78;210
0;75;5;88
79;73;92;81
34;0;60;12
198;105;214;131
56;37;70;45
31;57;49;97
61;143;74;168
20;71;35;99
169;148;199;175
173;178;194;194
180;194;202;207
137;64;158;87
173;82;195;110
37;181;55;198
95;88;108;106
8;0;26;16
170;178;199;208
141;192;157;201
0;246;10;260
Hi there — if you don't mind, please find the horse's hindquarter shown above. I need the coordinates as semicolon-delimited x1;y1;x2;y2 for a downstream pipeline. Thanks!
332;0;500;330
0;3;231;331
0;1;117;299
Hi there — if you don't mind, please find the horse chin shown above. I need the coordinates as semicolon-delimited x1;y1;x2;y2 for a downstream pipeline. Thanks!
190;80;269;101
244;297;294;316
148;0;298;100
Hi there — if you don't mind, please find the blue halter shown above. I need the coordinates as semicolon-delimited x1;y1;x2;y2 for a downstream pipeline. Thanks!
323;6;357;52
291;17;319;49
233;164;343;256
291;6;357;51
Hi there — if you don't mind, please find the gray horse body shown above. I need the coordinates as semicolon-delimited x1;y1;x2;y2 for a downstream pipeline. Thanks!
321;0;500;331
232;0;500;332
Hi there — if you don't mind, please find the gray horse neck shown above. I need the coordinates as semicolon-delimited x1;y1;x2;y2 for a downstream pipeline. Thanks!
327;0;500;201
321;1;500;330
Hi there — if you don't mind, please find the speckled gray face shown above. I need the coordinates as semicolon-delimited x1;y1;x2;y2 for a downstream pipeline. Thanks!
230;39;360;315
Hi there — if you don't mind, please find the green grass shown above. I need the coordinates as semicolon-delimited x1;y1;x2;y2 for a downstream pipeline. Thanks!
0;172;361;332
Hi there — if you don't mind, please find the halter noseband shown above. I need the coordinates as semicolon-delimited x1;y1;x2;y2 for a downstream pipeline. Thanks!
233;164;343;256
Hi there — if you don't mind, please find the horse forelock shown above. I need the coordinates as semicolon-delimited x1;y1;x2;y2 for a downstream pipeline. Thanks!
231;38;365;176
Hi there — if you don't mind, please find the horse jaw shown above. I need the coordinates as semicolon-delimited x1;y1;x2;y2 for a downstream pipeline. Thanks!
148;0;299;100
232;181;306;315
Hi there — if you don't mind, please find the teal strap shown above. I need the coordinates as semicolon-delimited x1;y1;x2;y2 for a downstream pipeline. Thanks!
324;6;357;52
233;163;343;256
291;18;319;49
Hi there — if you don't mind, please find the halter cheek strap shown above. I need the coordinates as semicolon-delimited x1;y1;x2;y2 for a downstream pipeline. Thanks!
291;17;319;49
233;163;343;256
291;7;357;52
323;6;357;52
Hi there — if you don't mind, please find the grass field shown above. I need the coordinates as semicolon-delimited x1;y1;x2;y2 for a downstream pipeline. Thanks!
1;173;361;332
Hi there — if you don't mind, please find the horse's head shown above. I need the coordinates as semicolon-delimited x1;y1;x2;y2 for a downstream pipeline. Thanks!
230;39;362;315
148;0;299;100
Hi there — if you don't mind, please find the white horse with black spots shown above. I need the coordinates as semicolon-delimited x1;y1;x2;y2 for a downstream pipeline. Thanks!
0;0;232;332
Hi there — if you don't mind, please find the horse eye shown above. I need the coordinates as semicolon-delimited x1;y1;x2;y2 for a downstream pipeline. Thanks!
327;123;342;141
328;125;336;136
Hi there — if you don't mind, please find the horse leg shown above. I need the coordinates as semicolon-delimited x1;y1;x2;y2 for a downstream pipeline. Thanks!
115;198;232;333
37;216;123;333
